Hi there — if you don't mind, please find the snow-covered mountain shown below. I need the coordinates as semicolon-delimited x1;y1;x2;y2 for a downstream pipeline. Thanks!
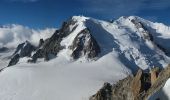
0;16;170;100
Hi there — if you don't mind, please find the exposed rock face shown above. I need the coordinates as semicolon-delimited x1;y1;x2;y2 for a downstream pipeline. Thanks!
28;49;44;63
131;18;153;41
13;41;36;57
111;76;134;100
90;66;168;100
8;41;36;66
70;28;100;59
150;67;160;86
90;76;134;100
132;69;143;99
38;39;44;48
8;54;20;67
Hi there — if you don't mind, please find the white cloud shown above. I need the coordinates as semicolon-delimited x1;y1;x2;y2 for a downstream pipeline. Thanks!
0;24;56;48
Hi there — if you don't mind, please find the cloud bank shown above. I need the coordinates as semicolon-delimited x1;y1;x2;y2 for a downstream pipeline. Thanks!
0;24;56;48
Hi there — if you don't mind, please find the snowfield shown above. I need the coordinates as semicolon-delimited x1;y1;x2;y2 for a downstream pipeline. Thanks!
1;15;170;100
0;52;130;100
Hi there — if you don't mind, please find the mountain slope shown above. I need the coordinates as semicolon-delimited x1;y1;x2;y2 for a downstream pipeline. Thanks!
0;16;170;100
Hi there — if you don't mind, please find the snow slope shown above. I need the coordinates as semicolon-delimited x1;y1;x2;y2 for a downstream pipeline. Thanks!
0;16;170;100
0;52;130;100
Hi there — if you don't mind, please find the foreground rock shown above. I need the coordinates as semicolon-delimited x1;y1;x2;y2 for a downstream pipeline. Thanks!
90;65;170;100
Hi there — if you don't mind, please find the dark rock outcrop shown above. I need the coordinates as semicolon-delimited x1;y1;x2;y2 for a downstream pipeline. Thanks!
13;41;36;57
131;18;153;41
28;49;44;63
38;39;44;48
8;41;36;66
90;76;134;100
8;54;20;67
90;82;112;100
70;28;100;59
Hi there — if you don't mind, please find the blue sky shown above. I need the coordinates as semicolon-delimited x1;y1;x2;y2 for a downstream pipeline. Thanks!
0;0;170;29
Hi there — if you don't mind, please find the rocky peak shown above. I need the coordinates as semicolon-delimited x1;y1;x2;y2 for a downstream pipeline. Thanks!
13;40;35;57
8;41;36;66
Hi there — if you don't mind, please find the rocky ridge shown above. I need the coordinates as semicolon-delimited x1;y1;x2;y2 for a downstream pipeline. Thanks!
90;64;170;100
